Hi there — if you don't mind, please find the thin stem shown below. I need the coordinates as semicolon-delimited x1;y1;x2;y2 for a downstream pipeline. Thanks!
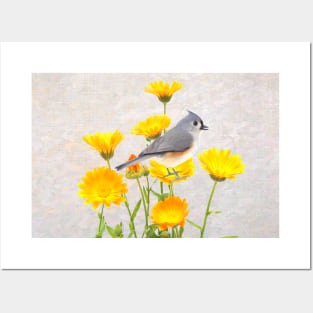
150;178;158;189
162;102;168;134
136;178;148;229
145;176;150;216
179;226;184;238
160;181;164;194
124;195;137;238
96;204;105;238
169;184;174;196
106;159;111;169
172;226;180;238
200;181;218;238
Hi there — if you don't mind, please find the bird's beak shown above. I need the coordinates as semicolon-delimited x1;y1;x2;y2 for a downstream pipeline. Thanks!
200;124;209;130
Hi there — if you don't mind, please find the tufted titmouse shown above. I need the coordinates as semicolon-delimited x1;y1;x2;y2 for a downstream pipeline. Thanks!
115;111;208;175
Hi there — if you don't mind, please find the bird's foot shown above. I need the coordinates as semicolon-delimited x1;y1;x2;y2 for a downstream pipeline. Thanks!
163;168;181;179
170;175;189;183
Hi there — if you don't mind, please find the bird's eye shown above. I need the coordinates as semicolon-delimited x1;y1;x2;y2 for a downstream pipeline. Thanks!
193;121;198;126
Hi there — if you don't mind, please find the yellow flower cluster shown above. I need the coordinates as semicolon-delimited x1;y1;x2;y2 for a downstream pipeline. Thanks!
79;130;127;211
77;79;246;238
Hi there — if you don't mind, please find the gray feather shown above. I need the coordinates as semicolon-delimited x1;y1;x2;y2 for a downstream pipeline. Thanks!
139;127;193;156
115;154;154;171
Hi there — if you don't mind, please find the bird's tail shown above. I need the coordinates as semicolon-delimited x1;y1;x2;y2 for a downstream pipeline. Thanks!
115;155;149;171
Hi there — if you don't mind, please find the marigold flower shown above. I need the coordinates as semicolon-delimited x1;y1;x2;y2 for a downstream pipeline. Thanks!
144;80;182;103
125;154;148;179
198;148;245;181
78;167;128;209
83;130;124;160
149;158;195;184
131;115;171;140
150;196;189;231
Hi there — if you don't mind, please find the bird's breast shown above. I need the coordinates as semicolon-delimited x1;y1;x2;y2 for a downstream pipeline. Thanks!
153;142;197;168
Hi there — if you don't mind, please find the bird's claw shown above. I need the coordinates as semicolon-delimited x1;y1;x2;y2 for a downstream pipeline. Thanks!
170;175;188;182
163;168;187;182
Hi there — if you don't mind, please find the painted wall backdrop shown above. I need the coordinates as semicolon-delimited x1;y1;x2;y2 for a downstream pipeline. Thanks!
32;73;279;238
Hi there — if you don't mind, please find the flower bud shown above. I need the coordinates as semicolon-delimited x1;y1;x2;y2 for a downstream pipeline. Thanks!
210;175;226;182
160;230;170;238
125;154;145;179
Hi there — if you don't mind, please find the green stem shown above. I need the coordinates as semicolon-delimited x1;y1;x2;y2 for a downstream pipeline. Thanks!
179;226;184;238
145;176;150;215
172;226;180;238
136;178;148;229
162;102;168;134
106;159;111;169
200;181;218;238
96;204;105;238
176;227;181;238
169;184;174;196
160;181;164;194
124;195;137;238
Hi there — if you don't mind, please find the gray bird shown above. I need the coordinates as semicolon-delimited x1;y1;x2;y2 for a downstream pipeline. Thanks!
115;111;208;176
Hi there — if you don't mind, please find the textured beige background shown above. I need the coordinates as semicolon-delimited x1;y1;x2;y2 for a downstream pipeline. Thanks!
32;73;279;238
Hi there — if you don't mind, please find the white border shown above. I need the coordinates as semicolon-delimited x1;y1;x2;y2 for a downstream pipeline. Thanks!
0;42;310;269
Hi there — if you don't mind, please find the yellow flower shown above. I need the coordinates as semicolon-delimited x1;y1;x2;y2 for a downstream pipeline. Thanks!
83;130;124;160
144;80;183;103
125;154;148;179
198;148;245;181
131;115;171;140
150;196;189;231
149;158;195;184
78;167;128;209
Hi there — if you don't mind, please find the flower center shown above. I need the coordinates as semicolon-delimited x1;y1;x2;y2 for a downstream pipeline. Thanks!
97;186;110;198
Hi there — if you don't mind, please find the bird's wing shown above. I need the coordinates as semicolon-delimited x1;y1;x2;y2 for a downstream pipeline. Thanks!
139;128;193;156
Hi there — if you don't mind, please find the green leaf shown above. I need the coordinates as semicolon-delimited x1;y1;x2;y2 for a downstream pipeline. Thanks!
187;219;202;230
144;224;160;238
160;193;170;201
222;236;238;238
99;223;106;234
208;210;222;215
151;189;170;201
151;189;161;198
131;199;141;221
106;225;118;238
114;222;123;237
159;230;170;238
